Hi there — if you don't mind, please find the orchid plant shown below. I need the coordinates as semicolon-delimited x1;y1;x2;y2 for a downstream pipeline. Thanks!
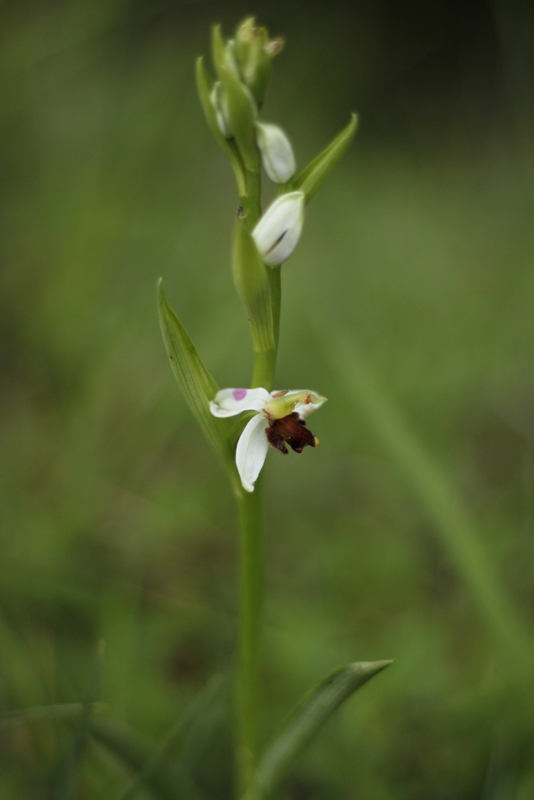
158;18;392;799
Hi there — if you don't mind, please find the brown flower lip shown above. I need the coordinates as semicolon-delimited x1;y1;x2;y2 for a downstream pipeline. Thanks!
265;412;319;455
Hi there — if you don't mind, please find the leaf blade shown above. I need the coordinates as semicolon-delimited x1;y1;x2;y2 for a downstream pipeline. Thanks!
244;660;393;800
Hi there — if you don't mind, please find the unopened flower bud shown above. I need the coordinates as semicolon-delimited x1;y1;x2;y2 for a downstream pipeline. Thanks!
235;17;275;106
255;121;296;183
264;37;284;57
252;191;305;267
210;81;233;138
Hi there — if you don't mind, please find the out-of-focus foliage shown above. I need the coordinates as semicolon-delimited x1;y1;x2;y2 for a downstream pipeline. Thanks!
1;0;533;797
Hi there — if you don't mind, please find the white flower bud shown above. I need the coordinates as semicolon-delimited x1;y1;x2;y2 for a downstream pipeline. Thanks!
210;81;233;138
255;121;296;183
252;191;305;267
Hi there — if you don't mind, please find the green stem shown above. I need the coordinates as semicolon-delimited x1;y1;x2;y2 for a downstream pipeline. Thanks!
268;267;281;350
235;165;282;798
251;349;276;391
236;483;263;796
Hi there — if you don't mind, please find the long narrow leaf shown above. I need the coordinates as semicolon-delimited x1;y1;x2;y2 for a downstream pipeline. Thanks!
293;114;358;203
244;660;392;800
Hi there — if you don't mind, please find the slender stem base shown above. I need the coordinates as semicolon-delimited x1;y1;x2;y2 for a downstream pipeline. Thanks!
236;484;263;796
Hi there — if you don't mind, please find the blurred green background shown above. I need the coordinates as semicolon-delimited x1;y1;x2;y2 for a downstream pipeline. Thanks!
1;0;534;797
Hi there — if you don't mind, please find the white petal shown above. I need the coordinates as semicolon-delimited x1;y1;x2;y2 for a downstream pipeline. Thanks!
236;414;270;492
210;387;271;418
252;192;305;267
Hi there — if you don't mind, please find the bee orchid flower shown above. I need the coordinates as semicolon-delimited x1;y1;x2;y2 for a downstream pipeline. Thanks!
210;387;326;492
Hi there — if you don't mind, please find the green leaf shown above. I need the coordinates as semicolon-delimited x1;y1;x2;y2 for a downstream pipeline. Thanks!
293;114;358;203
157;280;237;487
232;220;275;356
243;660;393;800
195;57;246;196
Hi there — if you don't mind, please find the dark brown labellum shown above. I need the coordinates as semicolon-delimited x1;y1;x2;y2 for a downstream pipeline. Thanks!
265;412;318;455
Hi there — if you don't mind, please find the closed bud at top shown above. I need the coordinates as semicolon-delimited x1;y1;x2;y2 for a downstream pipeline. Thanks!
210;82;233;138
235;17;279;106
255;121;296;183
252;191;305;267
264;37;284;57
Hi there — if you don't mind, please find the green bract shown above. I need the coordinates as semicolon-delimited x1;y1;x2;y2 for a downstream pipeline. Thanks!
232;220;276;354
292;113;359;203
157;280;237;489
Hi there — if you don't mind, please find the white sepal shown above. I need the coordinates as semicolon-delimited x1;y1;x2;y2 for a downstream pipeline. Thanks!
252;191;305;267
255;121;296;183
210;387;271;417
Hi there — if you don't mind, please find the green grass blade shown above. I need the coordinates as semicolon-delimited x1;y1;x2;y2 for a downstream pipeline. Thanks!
244;660;393;800
0;702;106;729
89;716;183;800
